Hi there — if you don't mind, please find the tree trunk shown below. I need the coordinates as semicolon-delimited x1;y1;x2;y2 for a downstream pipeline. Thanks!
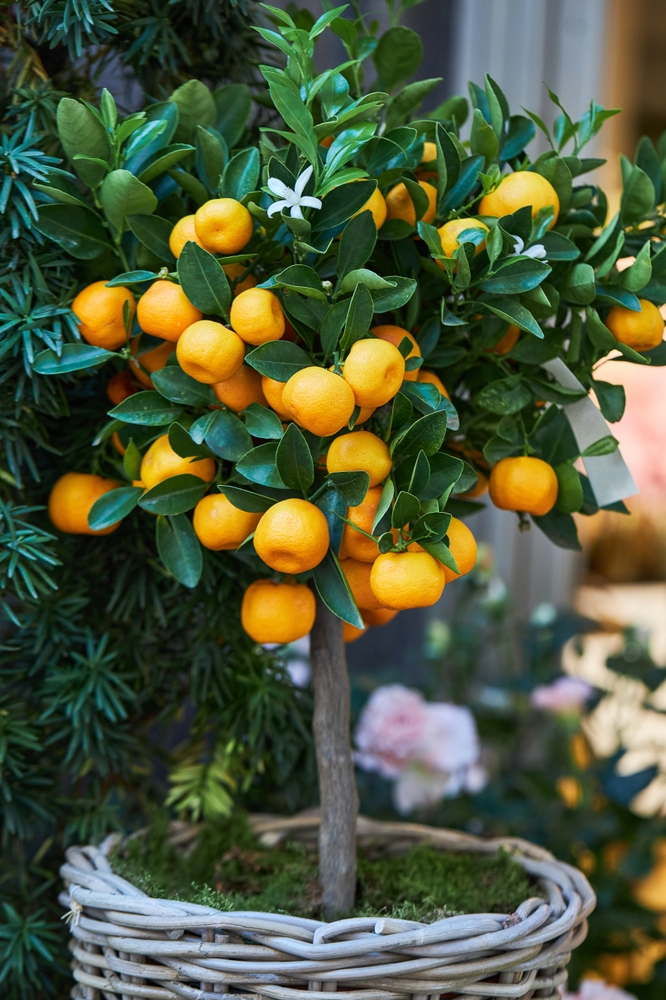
309;595;359;918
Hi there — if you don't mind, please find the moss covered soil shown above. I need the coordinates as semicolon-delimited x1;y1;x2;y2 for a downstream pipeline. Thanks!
111;813;533;921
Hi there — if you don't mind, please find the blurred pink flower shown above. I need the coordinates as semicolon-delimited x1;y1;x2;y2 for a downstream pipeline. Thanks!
354;684;428;778
419;702;480;773
530;677;593;714
560;979;636;1000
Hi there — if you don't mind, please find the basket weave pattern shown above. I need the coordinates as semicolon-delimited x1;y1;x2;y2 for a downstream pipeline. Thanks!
60;814;595;1000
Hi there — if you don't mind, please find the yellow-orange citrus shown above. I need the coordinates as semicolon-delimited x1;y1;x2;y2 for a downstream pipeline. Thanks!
363;607;398;626
176;320;244;384
372;324;421;381
442;517;477;583
437;218;489;258
488;325;520;356
489;456;558;516
282;367;355;437
458;470;489;499
137;280;202;342
342;338;405;407
606;299;664;352
48;472;120;536
341;557;384;610
353;186;388;230
479;171;559;225
340;486;382;563
343;621;366;643
140;434;216;490
194;198;253;255
129;336;175;389
241;578;316;644
326;431;392;487
261;376;291;419
169;214;204;258
106;370;137;405
254;499;329;574
223;263;258;296
356;406;375;424
193;493;261;551
213;365;267;411
370;551;445;609
320;135;335;148
386;181;437;226
229;288;285;346
421;141;437;163
72;281;135;350
418;369;449;399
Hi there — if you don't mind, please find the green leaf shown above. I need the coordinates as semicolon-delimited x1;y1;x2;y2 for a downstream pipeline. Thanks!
205;410;253;461
621;165;655;223
264;264;325;300
220;147;260;201
593;380;626;423
109;391;183;426
245;341;311;381
138;144;194;184
560;263;596;304
476;375;533;414
313;550;364;628
554;462;584;514
168;168;209;207
582;434;619;457
326;471;371;508
100;170;157;234
57;97;110;188
195;125;227;195
168;422;209;459
470;107;499;164
532;155;572;212
177;242;231;316
33;343;115;374
314;180;377;232
126;214;175;265
35;204;110;260
373;25;423;92
371;477;394;531
218;485;276;512
169;79;216;143
477;258;551;295
395;411;448;457
410;510;451;545
585;306;617;350
123;440;142;481
481;298;543;339
243;403;284;440
139;474;209;515
385;77;441;131
214;84;252;148
420;539;459;574
106;270;157;286
532;509;581;550
321;300;349;357
275;423;314;493
341;282;374;351
337;210;377;282
339;269;395;295
618;240;652;292
151;368;216;407
88;486;142;531
392;491;420;528
156;514;203;588
539;231;580;261
236;441;286;488
371;276;417;312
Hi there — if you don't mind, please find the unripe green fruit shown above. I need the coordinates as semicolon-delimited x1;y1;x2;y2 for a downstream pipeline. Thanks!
555;462;584;513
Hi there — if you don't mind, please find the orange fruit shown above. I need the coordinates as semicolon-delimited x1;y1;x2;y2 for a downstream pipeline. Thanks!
194;198;254;255
489;456;558;516
342;338;405;407
356;406;375;424
176;320;244;384
106;370;138;405
320;135;335;149
458;470;488;499
437;218;489;258
442;517;477;583
386;181;437;227
254;498;329;574
372;325;421;382
421;141;437;163
48;472;120;536
353;186;388;230
229;288;285;346
326;431;392;487
129;336;176;389
282;367;355;437
213;365;267;411
363;607;398;626
241;578;316;644
223;263;258;296
418;369;449;399
169;214;204;258
72;281;135;351
488;325;520;356
193;493;261;550
340;486;382;563
370;551;445;610
140;434;216;490
137;280;202;342
606;299;664;352
343;621;366;643
261;376;291;419
479;171;559;226
341;557;384;610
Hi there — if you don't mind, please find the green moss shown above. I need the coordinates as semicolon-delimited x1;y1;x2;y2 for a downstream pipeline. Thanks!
111;813;532;920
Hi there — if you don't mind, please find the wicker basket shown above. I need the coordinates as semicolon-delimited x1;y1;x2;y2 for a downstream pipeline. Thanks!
59;812;595;1000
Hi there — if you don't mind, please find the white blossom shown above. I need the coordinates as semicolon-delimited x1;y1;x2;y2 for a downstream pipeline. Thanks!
511;234;547;259
266;165;322;220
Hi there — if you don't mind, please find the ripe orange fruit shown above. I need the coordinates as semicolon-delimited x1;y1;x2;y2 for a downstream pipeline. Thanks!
437;218;489;258
140;434;216;490
72;281;135;351
488;325;520;356
169;214;204;258
342;338;405;407
343;621;366;643
229;288;285;346
340;485;382;563
223;263;258;296
326;431;392;487
194;198;254;255
320;135;335;148
241;578;316;644
193;493;261;550
606;299;664;351
282;367;355;437
370;551;445;610
372;324;421;382
353;186;388;230
137;280;202;342
341;557;384;610
254;498;329;574
442;517;477;583
479;171;559;225
261;376;291;419
386;181;437;226
48;472;120;535
106;370;138;405
363;607;398;626
129;336;176;389
489;456;558;516
356;406;375;424
213;365;267;411
458;470;489;498
418;369;449;399
421;141;437;163
176;320;244;384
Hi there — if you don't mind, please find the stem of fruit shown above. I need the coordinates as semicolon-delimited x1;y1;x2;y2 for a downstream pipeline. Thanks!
309;594;358;918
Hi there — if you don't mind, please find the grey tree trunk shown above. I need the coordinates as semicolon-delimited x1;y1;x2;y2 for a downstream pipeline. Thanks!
309;595;359;918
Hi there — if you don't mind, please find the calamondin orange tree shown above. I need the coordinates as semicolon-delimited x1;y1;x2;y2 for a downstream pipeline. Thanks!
27;2;666;915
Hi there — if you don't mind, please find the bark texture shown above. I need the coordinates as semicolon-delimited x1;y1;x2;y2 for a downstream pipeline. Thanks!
309;595;359;918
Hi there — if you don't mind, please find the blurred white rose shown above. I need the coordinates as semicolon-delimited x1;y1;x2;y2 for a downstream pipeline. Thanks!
531;676;593;714
354;684;428;778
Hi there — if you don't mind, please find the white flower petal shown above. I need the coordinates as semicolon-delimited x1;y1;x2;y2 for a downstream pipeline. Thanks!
511;235;525;255
525;243;547;259
294;164;314;197
267;177;291;198
290;204;304;220
299;196;322;211
266;200;289;217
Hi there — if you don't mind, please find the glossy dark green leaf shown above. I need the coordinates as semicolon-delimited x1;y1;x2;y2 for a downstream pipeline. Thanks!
122;440;142;481
106;270;157;286
560;263;596;304
313;550;364;628
371;276;417;312
195;125;227;195
127;213;175;265
169;79;216;143
236;441;286;488
276;423;314;492
101;169;157;234
177;242;231;316
399;380;443;414
35;204;111;260
337;208;377;282
395;410;448;457
621;164;655;223
33;343;115;374
57;97;110;187
156;514;203;588
410;510;451;544
243;403;284;439
532;508;581;550
139;474;209;515
441;155;484;211
245;341;311;380
582;434;619;457
314;180;377;232
373;25;423;92
476;375;533;415
263;264;325;300
150;366;215;406
168;422;209;459
420;539;459;574
477;257;550;296
88;486;143;531
137;143;193;184
392;490;420;528
341;282;374;351
321;300;349;357
481;297;543;339
592;380;626;423
315;484;348;556
470;107;499;164
205;410;253;461
218;485;276;512
539;231;580;261
214;83;252;147
594;284;641;311
109;390;183;425
220;147;260;201
372;477;395;531
408;451;431;497
326;471;370;507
